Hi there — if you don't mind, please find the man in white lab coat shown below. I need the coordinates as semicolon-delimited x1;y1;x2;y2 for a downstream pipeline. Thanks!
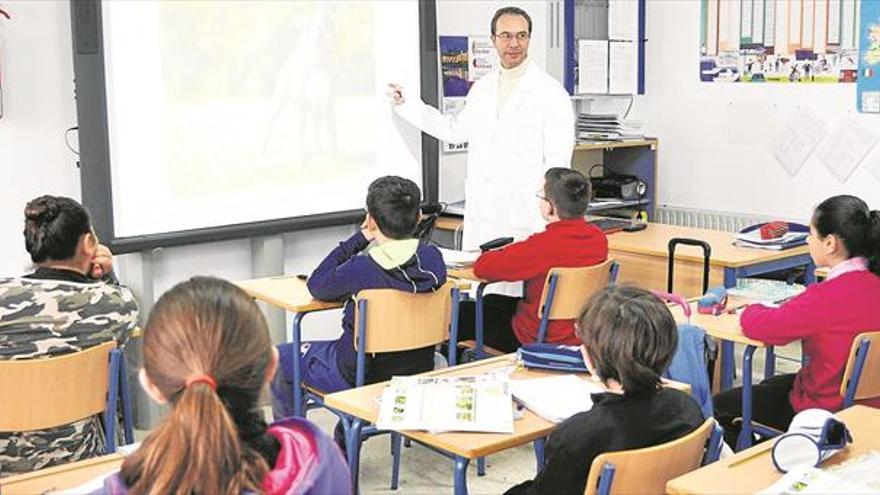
389;6;575;250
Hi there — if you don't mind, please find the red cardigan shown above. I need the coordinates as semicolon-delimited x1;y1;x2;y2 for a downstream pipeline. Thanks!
741;270;880;412
473;218;608;345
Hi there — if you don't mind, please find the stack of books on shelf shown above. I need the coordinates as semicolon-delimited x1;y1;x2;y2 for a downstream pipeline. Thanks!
577;112;644;142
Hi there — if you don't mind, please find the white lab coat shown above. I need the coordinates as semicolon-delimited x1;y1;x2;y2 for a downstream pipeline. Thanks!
394;60;575;250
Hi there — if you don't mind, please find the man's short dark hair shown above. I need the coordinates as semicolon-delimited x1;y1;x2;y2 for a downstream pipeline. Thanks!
576;285;678;396
491;6;532;35
543;167;591;219
366;176;421;239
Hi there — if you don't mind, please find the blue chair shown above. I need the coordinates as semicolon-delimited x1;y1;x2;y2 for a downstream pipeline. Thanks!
299;281;461;493
585;418;723;495
0;341;131;454
535;259;620;344
841;331;880;408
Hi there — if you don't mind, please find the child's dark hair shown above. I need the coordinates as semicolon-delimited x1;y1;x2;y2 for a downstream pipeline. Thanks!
812;195;880;276
575;285;678;395
366;176;421;239
23;195;92;263
121;276;275;494
544;167;591;219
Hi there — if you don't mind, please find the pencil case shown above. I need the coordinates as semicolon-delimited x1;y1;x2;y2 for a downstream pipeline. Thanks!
517;343;588;373
760;221;789;240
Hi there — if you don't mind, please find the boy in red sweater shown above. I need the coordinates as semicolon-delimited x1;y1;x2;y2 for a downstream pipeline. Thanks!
457;167;608;353
715;195;880;446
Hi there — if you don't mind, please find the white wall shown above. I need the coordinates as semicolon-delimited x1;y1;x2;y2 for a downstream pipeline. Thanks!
0;0;79;276
633;0;880;220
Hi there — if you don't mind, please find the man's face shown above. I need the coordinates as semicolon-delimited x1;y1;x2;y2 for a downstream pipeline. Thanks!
492;14;530;69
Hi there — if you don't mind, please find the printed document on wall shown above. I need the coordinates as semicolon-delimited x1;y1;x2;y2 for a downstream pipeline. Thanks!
772;107;827;176
817;117;879;182
578;40;608;94
608;0;638;40
608;41;637;94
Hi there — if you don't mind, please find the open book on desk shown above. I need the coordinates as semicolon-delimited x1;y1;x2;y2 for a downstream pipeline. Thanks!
511;374;606;423
376;372;514;433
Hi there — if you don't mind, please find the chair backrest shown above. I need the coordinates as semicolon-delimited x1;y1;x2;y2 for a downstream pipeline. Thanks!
0;341;116;432
583;417;716;495
839;331;880;405
354;281;455;354
538;259;616;321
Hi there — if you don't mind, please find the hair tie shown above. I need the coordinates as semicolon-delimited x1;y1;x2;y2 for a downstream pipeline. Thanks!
185;373;217;391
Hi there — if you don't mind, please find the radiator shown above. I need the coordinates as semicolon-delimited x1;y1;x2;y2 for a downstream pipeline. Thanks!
654;206;778;233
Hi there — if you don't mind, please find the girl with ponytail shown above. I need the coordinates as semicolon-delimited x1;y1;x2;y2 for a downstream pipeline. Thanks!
715;195;880;446
101;277;349;494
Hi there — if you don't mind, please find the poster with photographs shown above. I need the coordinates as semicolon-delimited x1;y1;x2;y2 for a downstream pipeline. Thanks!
438;35;499;153
700;0;859;83
376;373;513;433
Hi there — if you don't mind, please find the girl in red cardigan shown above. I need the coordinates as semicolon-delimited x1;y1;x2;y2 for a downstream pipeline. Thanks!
456;168;608;353
715;195;880;445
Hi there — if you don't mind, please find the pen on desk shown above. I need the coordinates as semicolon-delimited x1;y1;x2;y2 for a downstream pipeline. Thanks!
726;303;749;314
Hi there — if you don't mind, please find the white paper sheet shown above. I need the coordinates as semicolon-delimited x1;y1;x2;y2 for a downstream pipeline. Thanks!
511;374;606;423
608;0;638;40
817;117;879;182
772;107;827;176
577;40;608;94
608;41;637;94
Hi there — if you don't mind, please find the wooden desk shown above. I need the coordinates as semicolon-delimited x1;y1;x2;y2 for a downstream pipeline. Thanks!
236;276;344;417
667;405;880;494
325;354;690;495
1;453;124;494
603;223;813;296
668;297;777;450
437;221;815;297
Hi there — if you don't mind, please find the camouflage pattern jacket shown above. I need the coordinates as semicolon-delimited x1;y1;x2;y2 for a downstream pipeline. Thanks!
0;267;139;477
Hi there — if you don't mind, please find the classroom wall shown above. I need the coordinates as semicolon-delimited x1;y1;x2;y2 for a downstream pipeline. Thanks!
634;0;880;220
0;1;79;276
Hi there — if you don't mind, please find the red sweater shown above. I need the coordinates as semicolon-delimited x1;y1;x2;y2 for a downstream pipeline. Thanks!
741;270;880;412
473;218;608;345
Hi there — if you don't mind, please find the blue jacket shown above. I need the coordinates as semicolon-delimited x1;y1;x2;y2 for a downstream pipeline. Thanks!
307;231;447;384
664;324;714;418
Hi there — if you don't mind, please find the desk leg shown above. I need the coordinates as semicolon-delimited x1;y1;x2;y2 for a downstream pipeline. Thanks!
736;345;757;451
454;456;470;495
347;417;365;494
391;432;402;489
764;346;775;379
804;260;817;285
720;340;735;391
533;438;546;471
292;312;305;418
723;267;737;289
475;283;487;360
477;456;486;476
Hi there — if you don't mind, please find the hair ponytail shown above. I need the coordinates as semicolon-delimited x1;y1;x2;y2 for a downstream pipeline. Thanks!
121;277;275;493
122;383;267;494
813;195;880;276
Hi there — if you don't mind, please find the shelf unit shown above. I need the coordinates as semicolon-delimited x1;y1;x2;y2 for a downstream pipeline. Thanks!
573;138;658;220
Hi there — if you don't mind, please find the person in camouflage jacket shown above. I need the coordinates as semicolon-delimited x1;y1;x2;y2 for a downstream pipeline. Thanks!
0;196;139;477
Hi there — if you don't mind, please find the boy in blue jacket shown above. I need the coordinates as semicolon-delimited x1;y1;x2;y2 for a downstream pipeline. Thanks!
272;176;447;419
